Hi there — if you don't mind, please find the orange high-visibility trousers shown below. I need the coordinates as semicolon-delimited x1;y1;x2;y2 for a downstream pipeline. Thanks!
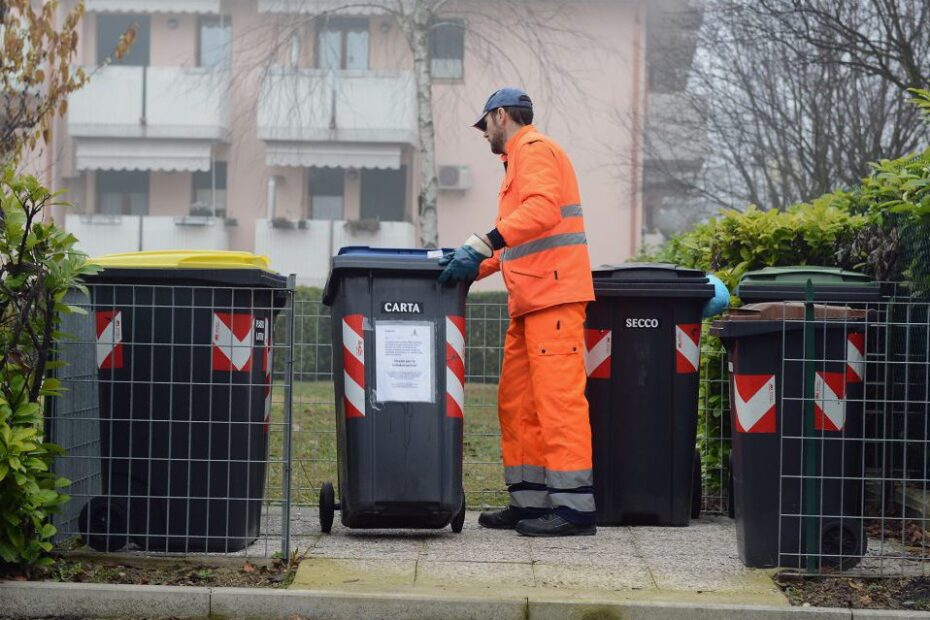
497;301;596;524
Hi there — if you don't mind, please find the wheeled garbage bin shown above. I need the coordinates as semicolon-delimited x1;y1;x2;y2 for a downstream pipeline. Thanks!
79;251;288;552
321;247;468;533
712;302;868;569
584;264;714;526
723;267;882;521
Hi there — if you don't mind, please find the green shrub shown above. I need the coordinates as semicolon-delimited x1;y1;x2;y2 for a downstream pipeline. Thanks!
0;167;95;568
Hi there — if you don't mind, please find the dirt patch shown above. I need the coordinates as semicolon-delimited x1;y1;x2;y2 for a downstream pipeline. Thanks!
777;573;930;610
0;554;300;589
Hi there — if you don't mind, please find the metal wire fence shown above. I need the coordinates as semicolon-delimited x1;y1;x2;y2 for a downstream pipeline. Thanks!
46;278;930;577
700;286;930;575
48;281;295;559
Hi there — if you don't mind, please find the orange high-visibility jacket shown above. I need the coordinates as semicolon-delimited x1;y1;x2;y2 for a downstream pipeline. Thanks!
478;125;595;317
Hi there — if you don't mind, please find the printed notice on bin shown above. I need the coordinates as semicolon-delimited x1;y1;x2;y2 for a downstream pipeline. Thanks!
375;321;434;403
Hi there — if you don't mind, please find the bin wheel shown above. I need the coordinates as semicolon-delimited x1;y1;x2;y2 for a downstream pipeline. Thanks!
451;490;466;533
80;497;129;552
691;449;702;520
727;453;735;519
820;521;865;571
320;482;336;534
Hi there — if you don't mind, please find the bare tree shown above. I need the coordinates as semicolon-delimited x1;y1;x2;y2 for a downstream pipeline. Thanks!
243;0;585;248
648;0;930;216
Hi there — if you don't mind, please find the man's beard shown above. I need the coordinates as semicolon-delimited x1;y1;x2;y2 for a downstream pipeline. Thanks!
490;134;505;155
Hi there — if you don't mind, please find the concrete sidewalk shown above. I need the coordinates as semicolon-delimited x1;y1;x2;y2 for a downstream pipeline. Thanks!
288;511;788;607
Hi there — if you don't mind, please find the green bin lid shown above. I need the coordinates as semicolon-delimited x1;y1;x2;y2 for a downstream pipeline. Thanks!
591;263;713;299
736;266;880;302
87;250;287;288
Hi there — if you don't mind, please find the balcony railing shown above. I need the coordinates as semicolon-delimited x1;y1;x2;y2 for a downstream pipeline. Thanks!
254;219;417;286
68;66;230;140
257;69;417;144
65;214;230;257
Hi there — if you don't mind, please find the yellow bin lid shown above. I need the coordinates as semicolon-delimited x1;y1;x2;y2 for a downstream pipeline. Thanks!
91;250;273;272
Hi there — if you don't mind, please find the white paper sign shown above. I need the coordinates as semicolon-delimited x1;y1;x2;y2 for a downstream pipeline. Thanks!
375;321;434;403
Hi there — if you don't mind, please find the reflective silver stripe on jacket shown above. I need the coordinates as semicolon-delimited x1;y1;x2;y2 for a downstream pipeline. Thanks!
546;469;594;489
560;204;583;218
505;464;547;486
501;232;588;262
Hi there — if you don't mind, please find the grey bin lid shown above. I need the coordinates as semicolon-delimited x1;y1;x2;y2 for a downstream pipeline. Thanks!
592;263;714;299
322;246;453;306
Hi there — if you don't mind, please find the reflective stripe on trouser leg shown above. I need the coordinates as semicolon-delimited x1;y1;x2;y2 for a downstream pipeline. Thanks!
498;314;551;518
526;302;596;525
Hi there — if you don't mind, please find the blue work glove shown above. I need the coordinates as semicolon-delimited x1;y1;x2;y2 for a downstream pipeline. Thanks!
438;234;493;284
702;273;731;318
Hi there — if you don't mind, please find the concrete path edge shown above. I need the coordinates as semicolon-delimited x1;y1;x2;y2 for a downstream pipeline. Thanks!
3;581;930;619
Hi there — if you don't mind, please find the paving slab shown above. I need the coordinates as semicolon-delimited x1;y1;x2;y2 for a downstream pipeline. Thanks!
416;560;537;589
291;556;417;589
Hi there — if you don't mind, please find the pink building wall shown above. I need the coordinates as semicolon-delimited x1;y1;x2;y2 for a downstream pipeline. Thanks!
32;0;645;285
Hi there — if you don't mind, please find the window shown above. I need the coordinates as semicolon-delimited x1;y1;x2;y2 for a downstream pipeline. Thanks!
318;18;369;70
96;14;150;66
430;19;464;79
360;167;407;222
199;16;232;69
191;162;227;217
97;171;149;215
309;168;345;220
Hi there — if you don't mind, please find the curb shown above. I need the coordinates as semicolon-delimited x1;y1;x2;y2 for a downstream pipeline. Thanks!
3;581;930;619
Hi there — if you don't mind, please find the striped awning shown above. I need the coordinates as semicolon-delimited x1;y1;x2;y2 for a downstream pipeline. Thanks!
75;139;212;172
258;0;388;15
85;0;221;13
266;142;401;170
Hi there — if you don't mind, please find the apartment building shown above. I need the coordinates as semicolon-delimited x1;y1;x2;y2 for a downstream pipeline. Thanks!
35;0;703;287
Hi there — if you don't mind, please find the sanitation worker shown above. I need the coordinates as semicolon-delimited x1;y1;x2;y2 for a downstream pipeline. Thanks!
438;88;597;536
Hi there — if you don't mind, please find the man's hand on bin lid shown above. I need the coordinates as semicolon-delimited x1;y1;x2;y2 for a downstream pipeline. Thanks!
702;274;731;318
438;234;493;284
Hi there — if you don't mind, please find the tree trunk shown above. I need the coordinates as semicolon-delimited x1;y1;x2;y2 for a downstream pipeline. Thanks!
410;1;439;248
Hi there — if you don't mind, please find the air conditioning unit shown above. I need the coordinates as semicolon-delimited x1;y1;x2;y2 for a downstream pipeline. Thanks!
438;165;471;191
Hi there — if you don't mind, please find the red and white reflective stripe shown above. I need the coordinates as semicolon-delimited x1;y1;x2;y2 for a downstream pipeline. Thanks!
846;332;865;384
342;314;366;419
263;322;272;433
445;316;466;419
96;310;123;370
675;324;701;374
814;371;846;432
212;312;254;371
584;329;611;379
733;374;776;433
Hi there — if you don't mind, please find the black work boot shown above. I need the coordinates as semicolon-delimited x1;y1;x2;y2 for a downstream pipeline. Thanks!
477;507;524;529
515;514;596;537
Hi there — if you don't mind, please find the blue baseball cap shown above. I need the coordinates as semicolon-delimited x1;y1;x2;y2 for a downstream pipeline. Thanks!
473;87;533;131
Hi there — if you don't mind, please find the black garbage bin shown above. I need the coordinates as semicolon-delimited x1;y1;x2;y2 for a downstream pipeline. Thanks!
712;302;868;569
321;247;468;533
584;264;714;526
79;251;288;553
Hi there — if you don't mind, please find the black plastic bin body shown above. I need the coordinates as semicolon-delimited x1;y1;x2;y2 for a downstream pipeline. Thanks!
86;252;287;552
712;305;867;569
322;247;468;529
584;264;713;526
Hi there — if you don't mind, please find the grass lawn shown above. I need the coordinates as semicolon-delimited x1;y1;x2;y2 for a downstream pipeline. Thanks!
266;381;508;509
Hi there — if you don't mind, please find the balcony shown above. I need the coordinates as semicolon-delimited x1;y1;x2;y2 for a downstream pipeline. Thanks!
68;66;230;141
66;215;230;258
254;219;416;286
257;69;417;145
644;92;709;170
